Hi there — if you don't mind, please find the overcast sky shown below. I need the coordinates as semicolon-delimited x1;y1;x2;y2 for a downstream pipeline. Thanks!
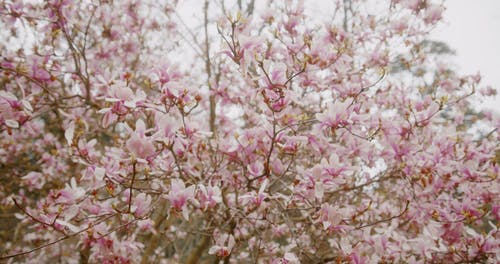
430;0;500;111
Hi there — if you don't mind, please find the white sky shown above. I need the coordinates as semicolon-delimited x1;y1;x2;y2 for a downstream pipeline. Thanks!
430;0;500;111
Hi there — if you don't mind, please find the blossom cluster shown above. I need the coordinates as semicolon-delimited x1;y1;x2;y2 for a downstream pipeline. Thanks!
0;0;498;263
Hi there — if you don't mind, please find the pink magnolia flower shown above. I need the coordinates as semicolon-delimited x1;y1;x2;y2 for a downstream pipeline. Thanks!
21;171;45;190
368;46;389;67
5;2;24;23
126;119;155;160
197;184;222;210
56;177;85;204
239;179;269;207
492;204;500;221
30;56;52;83
110;81;134;101
167;179;195;220
0;91;31;129
311;166;325;200
208;233;236;257
64;120;75;146
318;203;344;230
391;17;408;33
101;81;146;124
154;114;178;143
424;4;444;25
264;60;287;86
236;35;264;72
247;161;264;176
136;219;156;234
253;179;268;206
401;0;420;11
77;138;99;160
324;153;348;177
131;193;152;218
316;100;351;129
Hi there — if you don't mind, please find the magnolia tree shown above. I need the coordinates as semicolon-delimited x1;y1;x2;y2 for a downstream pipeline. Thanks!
0;0;499;263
